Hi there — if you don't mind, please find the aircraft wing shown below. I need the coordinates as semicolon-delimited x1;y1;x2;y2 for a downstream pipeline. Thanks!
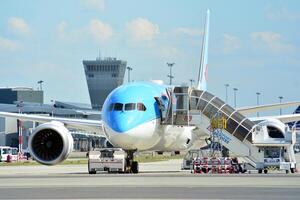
249;113;300;124
0;111;104;136
237;101;300;115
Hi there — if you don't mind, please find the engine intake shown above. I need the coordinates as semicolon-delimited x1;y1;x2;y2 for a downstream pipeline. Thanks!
29;121;73;165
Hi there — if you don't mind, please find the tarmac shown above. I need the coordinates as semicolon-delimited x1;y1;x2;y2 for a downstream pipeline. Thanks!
1;159;300;199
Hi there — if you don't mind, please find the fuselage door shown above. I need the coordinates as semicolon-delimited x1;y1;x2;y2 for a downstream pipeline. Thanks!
154;97;166;122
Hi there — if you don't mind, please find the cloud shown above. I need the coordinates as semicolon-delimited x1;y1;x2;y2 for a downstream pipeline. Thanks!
8;17;31;36
88;19;113;42
159;46;180;58
250;31;294;53
0;36;20;51
81;0;105;11
266;8;300;21
173;27;203;36
222;33;241;54
57;21;67;39
126;18;160;41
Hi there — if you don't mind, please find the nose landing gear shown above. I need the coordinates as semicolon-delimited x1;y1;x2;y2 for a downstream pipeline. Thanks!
125;150;139;173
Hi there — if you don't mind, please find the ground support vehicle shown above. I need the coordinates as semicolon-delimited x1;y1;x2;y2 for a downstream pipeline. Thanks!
88;148;138;174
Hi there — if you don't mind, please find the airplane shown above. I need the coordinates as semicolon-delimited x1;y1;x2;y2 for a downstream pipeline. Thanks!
1;9;300;173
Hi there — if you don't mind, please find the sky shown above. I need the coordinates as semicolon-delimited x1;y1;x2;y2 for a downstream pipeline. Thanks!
0;0;300;115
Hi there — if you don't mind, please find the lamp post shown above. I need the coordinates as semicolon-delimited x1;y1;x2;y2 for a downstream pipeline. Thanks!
279;96;283;115
233;88;238;108
224;84;229;104
167;62;175;85
256;92;261;117
189;79;195;87
50;100;55;117
37;80;43;91
126;67;132;83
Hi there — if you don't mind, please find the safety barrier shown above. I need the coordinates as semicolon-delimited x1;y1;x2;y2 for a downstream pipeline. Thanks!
192;157;240;174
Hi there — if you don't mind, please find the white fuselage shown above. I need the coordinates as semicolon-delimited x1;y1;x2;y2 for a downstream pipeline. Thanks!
103;119;199;151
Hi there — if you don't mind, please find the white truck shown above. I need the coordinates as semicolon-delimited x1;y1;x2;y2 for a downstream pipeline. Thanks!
88;148;127;174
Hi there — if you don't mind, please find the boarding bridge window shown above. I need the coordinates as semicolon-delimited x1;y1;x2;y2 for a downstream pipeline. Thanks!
203;103;218;118
233;125;250;141
191;90;203;97
225;118;239;134
175;94;188;110
246;132;252;142
125;103;136;111
114;103;123;111
221;105;235;117
201;92;214;102
190;97;198;110
137;103;147;111
242;119;255;130
198;99;208;111
232;112;245;124
211;98;225;109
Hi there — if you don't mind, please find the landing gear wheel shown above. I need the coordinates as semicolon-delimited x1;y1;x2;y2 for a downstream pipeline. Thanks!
258;169;262;174
132;161;139;173
264;169;268;174
291;168;295;173
88;162;96;174
125;149;139;174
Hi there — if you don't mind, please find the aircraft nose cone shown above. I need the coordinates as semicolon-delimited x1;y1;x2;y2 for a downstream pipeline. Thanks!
108;111;131;133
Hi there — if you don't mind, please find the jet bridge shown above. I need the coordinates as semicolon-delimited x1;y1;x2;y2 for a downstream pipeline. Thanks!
161;86;296;171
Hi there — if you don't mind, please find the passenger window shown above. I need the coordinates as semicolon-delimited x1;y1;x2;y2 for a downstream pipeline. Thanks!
125;103;136;111
137;103;146;111
114;103;123;111
109;103;114;111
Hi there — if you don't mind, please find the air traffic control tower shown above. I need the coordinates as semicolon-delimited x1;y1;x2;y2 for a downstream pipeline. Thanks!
83;57;127;110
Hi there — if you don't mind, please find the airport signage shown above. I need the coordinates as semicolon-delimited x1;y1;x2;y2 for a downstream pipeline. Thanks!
213;130;231;144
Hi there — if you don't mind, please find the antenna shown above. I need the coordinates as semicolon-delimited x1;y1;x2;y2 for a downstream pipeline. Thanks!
97;50;101;60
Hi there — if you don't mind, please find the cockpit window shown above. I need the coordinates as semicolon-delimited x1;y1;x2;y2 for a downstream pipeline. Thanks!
125;103;136;111
137;103;146;111
114;103;123;111
109;103;114;111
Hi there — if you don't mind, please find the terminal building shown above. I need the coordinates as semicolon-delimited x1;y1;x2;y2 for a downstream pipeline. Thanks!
0;56;127;151
83;57;127;110
0;87;43;104
0;91;102;151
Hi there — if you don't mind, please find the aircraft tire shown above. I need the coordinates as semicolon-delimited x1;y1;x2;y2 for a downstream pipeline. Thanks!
132;161;139;173
291;168;295;173
89;169;96;174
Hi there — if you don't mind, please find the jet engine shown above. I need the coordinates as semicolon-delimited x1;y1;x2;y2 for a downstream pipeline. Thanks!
28;121;73;165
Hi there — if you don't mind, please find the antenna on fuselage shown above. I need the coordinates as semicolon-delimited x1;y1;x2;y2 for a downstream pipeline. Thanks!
196;9;210;91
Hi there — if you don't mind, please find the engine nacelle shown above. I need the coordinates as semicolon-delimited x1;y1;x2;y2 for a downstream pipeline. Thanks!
28;121;73;165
